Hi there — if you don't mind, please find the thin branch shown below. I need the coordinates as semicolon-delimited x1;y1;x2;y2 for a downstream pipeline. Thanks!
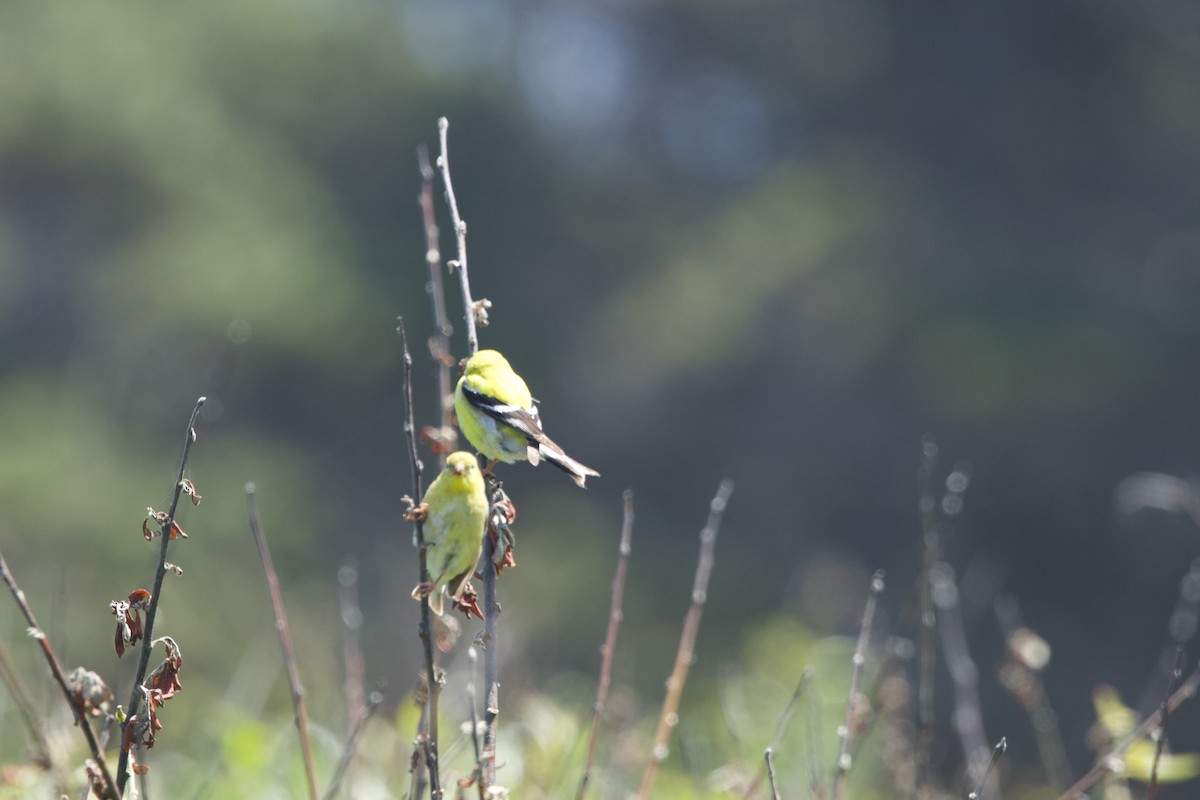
1147;645;1187;800
418;144;457;465
578;489;635;800
337;559;366;735
0;637;56;773
832;570;886;800
764;748;782;800
635;479;734;800
479;531;500;790
437;117;496;793
437;117;478;358
399;319;443;799
322;689;383;800
914;434;939;799
740;667;814;799
968;738;1007;800
931;563;998;799
0;550;117;799
1059;658;1200;799
245;485;319;800
467;646;484;800
993;595;1071;790
116;395;205;795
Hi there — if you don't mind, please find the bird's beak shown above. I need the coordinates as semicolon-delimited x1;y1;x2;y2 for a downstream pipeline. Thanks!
452;462;467;476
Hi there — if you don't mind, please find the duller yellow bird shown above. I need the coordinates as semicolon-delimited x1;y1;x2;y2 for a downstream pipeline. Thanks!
408;451;489;617
455;349;600;488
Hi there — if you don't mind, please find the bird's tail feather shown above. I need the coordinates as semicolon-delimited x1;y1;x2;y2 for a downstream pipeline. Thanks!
537;442;601;488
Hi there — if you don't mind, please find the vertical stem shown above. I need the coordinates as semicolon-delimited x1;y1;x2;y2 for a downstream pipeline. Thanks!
437;117;477;358
435;118;493;791
635;479;734;800
399;320;442;799
832;570;886;800
246;486;319;800
1147;646;1187;800
914;434;939;799
418;144;456;465
764;748;782;800
117;396;206;796
578;490;635;799
479;534;499;789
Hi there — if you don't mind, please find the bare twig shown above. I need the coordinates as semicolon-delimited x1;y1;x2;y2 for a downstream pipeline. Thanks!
479;533;500;790
577;489;635;800
994;596;1071;790
245;485;319;800
437;117;497;793
832;569;886;800
0;550;117;799
0;637;56;773
467;646;484;800
741;667;814;799
930;563;999;799
437;117;478;358
765;748;782;800
914;434;939;798
968;738;1007;799
1147;645;1187;800
115;396;205;796
399;319;443;800
337;559;366;735
322;689;383;800
635;479;734;799
418;143;456;465
1059;658;1200;799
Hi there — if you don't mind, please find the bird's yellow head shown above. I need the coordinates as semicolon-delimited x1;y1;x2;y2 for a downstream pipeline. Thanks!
446;451;479;477
462;349;510;378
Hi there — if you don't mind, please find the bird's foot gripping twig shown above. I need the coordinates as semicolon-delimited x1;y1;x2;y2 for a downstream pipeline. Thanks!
454;583;484;620
403;500;430;522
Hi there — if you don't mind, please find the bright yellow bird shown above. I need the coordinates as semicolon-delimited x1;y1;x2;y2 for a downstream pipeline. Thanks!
408;451;488;617
455;349;600;488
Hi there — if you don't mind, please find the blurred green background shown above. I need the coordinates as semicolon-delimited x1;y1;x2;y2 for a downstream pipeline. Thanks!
3;0;1200;797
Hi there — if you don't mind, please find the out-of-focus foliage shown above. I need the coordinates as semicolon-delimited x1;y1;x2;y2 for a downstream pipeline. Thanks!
3;0;1200;797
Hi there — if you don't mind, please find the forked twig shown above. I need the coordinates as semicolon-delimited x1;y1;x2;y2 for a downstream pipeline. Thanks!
578;490;635;799
398;319;443;799
635;479;734;799
116;396;206;796
246;485;319;800
832;570;886;800
0;550;117;799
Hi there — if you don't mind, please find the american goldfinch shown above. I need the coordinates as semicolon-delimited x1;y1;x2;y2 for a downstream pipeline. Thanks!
409;451;488;616
455;349;600;488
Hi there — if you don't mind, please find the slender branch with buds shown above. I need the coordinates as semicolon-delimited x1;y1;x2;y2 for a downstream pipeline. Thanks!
116;396;206;796
635;480;734;799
